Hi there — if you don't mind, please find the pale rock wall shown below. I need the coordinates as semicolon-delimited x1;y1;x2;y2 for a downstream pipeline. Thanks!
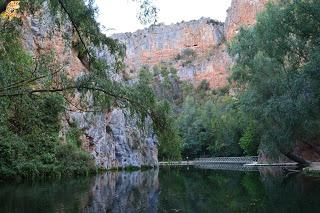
113;1;270;88
225;0;269;41
113;18;224;70
68;110;157;169
18;0;270;168
20;2;158;169
113;18;230;88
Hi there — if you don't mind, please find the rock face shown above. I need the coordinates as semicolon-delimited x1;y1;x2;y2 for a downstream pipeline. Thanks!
112;0;269;88
21;2;158;169
224;0;269;41
19;0;269;169
114;18;224;68
113;18;230;88
68;110;158;169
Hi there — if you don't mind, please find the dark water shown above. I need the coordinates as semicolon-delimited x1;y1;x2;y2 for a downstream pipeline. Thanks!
1;167;320;213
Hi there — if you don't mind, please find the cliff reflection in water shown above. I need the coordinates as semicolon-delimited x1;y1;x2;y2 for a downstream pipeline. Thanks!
1;167;320;212
0;169;159;213
84;170;159;212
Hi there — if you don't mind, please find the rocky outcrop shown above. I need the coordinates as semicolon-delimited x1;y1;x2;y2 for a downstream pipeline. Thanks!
113;18;230;88
68;110;157;169
20;2;158;169
225;0;269;41
113;18;224;71
113;0;270;89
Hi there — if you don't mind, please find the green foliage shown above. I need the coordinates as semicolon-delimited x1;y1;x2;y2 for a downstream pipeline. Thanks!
140;62;254;159
239;122;259;156
66;124;84;148
0;9;94;180
177;96;215;158
0;93;94;180
229;0;320;157
176;48;197;66
209;96;244;157
138;67;182;160
150;64;182;106
135;0;158;25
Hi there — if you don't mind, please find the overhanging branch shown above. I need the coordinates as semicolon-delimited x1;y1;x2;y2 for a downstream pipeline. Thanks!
0;85;152;117
57;0;92;59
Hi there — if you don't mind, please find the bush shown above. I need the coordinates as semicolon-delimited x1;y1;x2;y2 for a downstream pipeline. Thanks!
239;123;259;155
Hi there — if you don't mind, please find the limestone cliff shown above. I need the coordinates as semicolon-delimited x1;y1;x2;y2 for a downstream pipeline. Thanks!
113;18;230;88
18;0;269;169
225;0;269;41
21;2;157;170
113;0;269;89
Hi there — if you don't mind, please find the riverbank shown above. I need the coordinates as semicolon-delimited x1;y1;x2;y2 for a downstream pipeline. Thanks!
159;161;194;166
303;162;320;176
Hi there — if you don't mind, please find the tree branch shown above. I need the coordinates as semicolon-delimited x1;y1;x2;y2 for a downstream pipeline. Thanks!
57;0;92;59
0;85;152;116
0;65;64;92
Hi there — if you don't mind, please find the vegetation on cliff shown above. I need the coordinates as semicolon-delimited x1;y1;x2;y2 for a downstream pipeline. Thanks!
0;0;176;180
151;0;320;163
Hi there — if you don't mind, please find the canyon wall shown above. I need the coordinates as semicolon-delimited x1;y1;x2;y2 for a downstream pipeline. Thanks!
21;2;157;170
18;0;269;169
224;0;269;41
113;0;269;88
113;18;230;88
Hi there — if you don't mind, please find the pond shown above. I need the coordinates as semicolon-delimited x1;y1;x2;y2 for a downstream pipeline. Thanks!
1;167;320;212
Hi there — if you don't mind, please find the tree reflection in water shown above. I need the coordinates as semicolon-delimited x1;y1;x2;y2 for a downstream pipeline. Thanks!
158;167;320;213
1;167;320;212
0;169;159;213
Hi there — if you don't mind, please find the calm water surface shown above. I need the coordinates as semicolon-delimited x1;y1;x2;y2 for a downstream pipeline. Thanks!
1;167;320;213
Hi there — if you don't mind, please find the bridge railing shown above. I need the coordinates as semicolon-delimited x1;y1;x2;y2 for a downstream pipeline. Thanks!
195;163;259;172
194;156;258;165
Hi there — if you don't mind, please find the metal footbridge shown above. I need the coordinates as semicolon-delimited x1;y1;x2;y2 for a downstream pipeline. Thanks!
194;156;258;165
159;156;298;171
193;156;259;171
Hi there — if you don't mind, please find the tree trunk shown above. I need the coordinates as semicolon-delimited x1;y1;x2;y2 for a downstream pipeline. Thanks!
283;151;310;166
302;140;320;156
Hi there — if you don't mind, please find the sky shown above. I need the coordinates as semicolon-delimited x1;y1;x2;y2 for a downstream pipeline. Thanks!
95;0;232;35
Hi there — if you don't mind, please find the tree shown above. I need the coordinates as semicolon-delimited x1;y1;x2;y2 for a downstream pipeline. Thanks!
229;0;320;165
138;66;182;160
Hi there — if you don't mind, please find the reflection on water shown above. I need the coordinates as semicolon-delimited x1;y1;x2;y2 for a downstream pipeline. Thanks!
84;170;159;212
159;167;320;213
1;167;320;212
0;170;159;213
